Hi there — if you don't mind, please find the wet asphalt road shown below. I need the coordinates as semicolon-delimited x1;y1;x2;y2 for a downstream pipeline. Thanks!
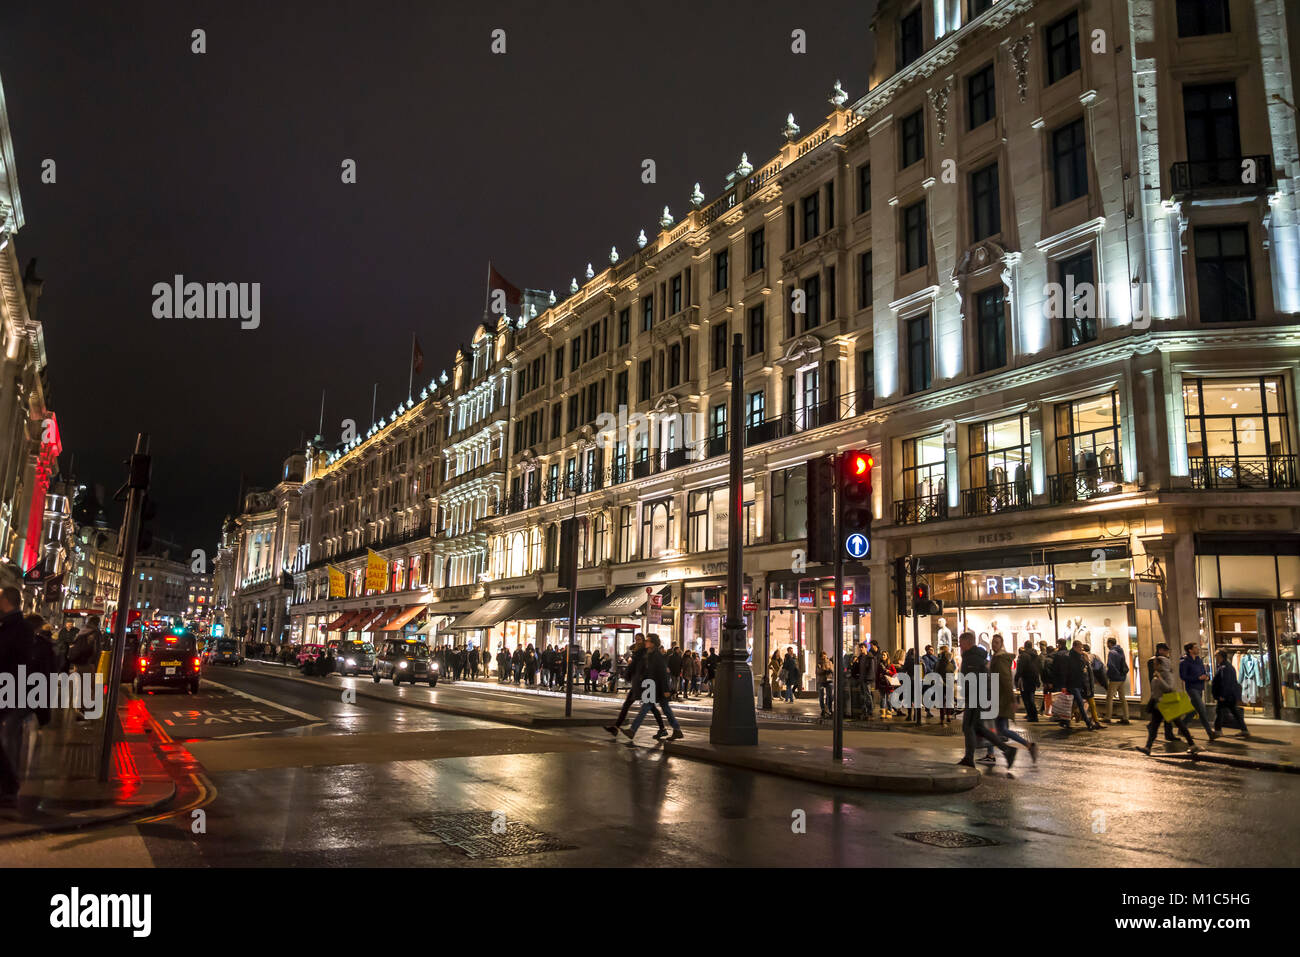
15;666;1300;867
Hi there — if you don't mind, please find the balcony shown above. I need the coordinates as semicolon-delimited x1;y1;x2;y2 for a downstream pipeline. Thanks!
1189;454;1300;491
1048;464;1123;505
894;494;949;525
1170;155;1274;198
743;391;865;447
962;480;1032;517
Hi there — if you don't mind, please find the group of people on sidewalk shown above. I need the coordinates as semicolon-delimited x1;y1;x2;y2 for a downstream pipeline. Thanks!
0;590;108;804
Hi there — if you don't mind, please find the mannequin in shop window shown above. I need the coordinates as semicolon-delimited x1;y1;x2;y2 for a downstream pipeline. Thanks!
1078;448;1099;492
935;617;952;650
1013;462;1028;505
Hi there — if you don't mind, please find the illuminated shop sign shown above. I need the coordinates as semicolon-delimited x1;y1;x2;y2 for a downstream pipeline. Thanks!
981;574;1055;597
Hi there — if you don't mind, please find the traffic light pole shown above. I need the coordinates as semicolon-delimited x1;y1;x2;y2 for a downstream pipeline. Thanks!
832;452;844;762
911;555;922;726
98;432;150;783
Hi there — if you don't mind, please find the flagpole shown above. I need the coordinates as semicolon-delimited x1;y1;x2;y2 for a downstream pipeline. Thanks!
371;383;377;427
408;332;415;401
317;389;325;441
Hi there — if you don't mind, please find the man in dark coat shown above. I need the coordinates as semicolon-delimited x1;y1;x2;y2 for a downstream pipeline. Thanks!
957;631;1015;769
605;633;666;736
0;587;33;798
1014;642;1041;721
1065;641;1101;730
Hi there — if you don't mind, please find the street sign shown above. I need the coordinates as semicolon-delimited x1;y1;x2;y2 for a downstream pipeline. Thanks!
212;623;225;637
845;532;869;559
1135;581;1158;610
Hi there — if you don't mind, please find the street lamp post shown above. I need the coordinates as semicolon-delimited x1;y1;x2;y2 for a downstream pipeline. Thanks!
710;334;758;745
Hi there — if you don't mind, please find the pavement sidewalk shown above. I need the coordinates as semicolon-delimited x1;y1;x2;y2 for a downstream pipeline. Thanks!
0;701;176;840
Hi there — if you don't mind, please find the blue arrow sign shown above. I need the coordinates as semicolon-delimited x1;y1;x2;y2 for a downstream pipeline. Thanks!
845;533;869;559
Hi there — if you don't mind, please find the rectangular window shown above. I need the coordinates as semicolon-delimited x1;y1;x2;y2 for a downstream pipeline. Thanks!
1183;376;1291;484
786;287;797;339
975;286;1007;372
669;343;682;386
898;6;923;68
570;336;581;371
710;403;727;439
969;414;1032;507
640;498;675;560
589;322;601;357
970;161;1001;241
899;109;925;168
747;390;766;428
1052;118;1088;206
803;274;821;331
1058;249;1098;347
827;265;836;324
968;63;996;129
802;191;820;242
712;321;729;371
749;227;765;273
1045;11;1081;85
641;294;654;331
1053;392;1122;501
859;350;875;411
902;199;928;273
1195;225;1253;322
714;249;729;293
857;250;873;310
618;307;630;345
554;345;564;379
901;432;946;505
615;370;628;410
566;394;580;432
671;273;683;313
907;313;932;394
1177;0;1229;38
1183;82;1241;167
772;465;808;543
747;304;765;356
969;0;994;19
638;359;652;402
857;162;871;214
825;180;835;230
786;203;795;250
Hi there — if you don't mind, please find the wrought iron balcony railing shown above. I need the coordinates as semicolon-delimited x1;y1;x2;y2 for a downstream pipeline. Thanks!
1047;464;1123;505
962;480;1032;516
894;494;949;526
1170;155;1274;196
1189;454;1300;490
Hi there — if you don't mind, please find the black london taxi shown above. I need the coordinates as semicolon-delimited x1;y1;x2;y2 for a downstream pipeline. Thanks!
372;638;438;686
209;637;243;666
331;639;375;676
134;629;202;694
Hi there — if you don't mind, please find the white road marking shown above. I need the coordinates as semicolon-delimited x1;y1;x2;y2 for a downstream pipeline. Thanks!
200;678;323;721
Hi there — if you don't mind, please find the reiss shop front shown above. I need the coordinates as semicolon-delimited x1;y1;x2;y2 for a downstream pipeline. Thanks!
916;544;1142;698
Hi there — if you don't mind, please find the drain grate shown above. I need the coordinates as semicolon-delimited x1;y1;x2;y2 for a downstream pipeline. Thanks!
896;829;1001;848
412;812;576;859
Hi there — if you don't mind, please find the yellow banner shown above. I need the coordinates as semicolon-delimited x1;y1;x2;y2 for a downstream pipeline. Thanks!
365;550;387;592
327;565;345;598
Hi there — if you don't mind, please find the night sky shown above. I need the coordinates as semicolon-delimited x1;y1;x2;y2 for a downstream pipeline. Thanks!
0;0;876;555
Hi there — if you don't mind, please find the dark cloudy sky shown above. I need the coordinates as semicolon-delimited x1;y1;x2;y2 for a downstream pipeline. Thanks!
0;0;876;554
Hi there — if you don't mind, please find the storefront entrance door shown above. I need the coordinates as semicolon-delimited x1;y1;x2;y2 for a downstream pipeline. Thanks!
1210;605;1275;717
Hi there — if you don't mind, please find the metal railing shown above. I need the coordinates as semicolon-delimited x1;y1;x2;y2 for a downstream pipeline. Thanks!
1170;155;1274;195
1047;464;1123;505
962;480;1032;516
1189;454;1300;490
894;494;949;525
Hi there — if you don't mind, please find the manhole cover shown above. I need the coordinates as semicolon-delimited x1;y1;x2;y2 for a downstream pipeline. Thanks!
896;829;1000;848
412;812;576;859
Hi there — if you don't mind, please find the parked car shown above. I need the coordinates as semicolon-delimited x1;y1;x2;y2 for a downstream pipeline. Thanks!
295;643;326;668
331;639;375;676
373;639;438;686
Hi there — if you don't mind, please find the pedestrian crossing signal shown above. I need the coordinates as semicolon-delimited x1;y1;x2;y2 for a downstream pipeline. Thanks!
840;449;873;560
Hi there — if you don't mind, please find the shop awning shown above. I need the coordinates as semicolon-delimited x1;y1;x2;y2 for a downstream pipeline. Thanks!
354;608;390;632
382;604;426;631
585;584;665;618
325;610;361;632
444;596;535;631
515;589;606;620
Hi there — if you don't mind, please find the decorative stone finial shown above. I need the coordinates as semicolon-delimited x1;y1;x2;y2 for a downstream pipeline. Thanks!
548;290;557;306
690;183;705;207
737;152;753;176
637;229;648;248
660;206;674;228
609;246;619;264
570;277;579;293
830;80;847;107
585;263;594;279
782;114;800;141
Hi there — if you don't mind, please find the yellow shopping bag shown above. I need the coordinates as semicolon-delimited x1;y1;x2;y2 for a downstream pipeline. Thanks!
1157;691;1194;722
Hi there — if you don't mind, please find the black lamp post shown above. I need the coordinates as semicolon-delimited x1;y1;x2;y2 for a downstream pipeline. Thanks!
709;334;758;745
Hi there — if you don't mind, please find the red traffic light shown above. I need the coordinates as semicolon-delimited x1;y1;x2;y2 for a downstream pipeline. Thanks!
914;583;929;601
846;452;874;478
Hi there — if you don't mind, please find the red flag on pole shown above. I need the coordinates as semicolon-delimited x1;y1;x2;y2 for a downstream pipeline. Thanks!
486;262;523;319
412;337;425;377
